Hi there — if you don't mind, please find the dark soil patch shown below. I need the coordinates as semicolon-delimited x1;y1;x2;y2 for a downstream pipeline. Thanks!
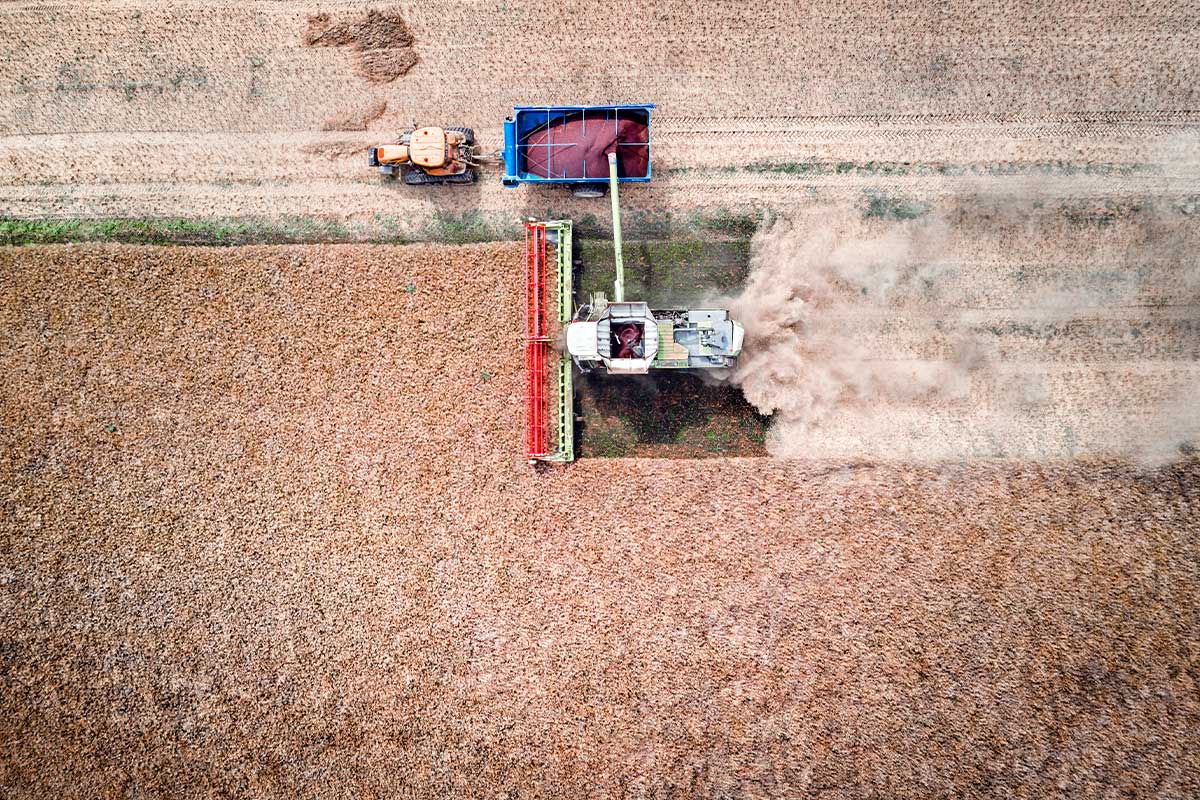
355;48;418;83
299;140;370;160
577;370;769;458
303;8;418;83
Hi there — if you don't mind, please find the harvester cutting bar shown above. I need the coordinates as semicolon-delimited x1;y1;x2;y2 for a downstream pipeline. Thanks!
525;223;550;459
524;219;575;463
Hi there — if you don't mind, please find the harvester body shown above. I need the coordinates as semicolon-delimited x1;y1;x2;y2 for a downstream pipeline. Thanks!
525;153;746;463
563;153;744;375
566;303;743;375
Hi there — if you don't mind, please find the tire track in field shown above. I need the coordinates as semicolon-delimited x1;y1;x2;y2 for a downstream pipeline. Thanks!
657;110;1200;131
2;176;1192;221
3;112;1197;220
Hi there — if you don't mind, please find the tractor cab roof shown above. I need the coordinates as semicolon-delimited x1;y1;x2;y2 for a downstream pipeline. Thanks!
408;127;448;168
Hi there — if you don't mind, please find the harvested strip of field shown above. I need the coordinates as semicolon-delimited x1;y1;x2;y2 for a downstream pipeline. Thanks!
320;99;387;132
2;1;1197;228
573;201;1200;460
2;244;1198;797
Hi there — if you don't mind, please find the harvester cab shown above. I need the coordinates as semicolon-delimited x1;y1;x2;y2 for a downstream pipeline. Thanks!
370;125;486;185
566;302;742;374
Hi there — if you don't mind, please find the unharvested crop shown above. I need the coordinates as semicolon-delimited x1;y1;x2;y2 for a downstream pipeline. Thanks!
1;244;1198;798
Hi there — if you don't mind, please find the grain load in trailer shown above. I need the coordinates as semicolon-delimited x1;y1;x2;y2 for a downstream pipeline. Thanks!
503;104;654;197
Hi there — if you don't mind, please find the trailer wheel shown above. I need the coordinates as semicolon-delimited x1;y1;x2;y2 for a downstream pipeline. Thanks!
572;184;607;199
402;167;476;186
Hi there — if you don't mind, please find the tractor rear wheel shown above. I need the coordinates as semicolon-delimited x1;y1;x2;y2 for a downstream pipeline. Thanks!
401;166;477;186
401;167;436;186
445;126;476;145
444;168;478;184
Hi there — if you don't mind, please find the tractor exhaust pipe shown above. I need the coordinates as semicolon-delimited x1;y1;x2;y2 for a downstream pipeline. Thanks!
608;152;624;304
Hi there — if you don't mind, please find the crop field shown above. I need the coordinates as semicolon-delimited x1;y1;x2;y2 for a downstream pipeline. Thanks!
2;1;1200;797
3;244;1199;798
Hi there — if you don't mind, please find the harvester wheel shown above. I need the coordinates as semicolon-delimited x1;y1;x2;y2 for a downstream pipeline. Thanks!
572;184;607;199
445;126;476;145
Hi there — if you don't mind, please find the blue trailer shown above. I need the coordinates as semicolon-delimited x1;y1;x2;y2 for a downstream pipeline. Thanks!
502;104;655;197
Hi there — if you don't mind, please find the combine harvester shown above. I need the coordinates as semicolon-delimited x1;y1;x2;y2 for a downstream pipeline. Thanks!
524;153;745;464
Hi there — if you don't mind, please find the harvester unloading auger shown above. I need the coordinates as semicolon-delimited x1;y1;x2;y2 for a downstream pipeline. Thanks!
525;153;745;463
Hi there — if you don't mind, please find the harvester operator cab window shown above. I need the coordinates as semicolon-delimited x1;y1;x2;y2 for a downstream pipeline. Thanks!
611;322;645;359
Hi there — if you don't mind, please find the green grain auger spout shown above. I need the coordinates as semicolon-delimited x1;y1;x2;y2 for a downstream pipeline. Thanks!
608;152;625;304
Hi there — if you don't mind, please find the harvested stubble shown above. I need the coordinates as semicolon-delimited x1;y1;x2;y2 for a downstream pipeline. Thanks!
320;99;388;132
1;243;1198;798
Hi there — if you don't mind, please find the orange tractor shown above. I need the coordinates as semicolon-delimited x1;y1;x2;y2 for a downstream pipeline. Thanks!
369;125;486;185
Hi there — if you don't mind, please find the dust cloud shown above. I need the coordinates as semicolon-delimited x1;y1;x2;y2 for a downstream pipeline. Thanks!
726;202;1200;463
728;208;984;459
